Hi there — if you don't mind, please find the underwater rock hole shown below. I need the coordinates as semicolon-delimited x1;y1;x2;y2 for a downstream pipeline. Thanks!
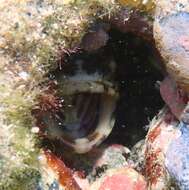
104;29;164;147
36;19;165;172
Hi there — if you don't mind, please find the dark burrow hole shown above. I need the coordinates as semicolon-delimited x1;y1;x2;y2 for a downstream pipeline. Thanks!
104;29;164;147
40;26;165;173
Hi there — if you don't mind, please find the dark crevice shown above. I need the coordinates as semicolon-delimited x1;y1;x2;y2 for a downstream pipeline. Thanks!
102;29;164;147
37;22;165;172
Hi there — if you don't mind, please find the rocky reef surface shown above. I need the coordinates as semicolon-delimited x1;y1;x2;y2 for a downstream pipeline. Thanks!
1;0;189;190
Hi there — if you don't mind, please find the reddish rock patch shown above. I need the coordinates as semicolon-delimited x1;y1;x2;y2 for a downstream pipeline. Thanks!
45;151;81;190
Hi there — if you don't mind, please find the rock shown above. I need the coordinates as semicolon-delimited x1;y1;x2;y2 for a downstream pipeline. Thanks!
165;122;189;189
154;6;189;93
39;151;81;190
88;144;147;190
128;140;146;173
81;27;109;52
145;108;179;189
109;7;153;41
87;144;130;183
160;76;188;119
89;167;147;190
94;144;130;170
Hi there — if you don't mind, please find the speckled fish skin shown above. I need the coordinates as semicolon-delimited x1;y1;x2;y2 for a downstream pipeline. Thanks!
165;122;189;190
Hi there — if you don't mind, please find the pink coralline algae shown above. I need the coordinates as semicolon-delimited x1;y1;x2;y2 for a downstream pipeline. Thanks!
90;167;147;190
145;109;179;189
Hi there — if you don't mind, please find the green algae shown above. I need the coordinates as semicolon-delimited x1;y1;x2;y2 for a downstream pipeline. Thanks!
0;167;41;190
0;1;120;189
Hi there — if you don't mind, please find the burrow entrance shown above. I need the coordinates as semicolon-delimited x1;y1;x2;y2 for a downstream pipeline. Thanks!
39;21;165;172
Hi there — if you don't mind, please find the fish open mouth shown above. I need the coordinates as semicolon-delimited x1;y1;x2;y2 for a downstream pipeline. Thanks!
34;7;165;157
